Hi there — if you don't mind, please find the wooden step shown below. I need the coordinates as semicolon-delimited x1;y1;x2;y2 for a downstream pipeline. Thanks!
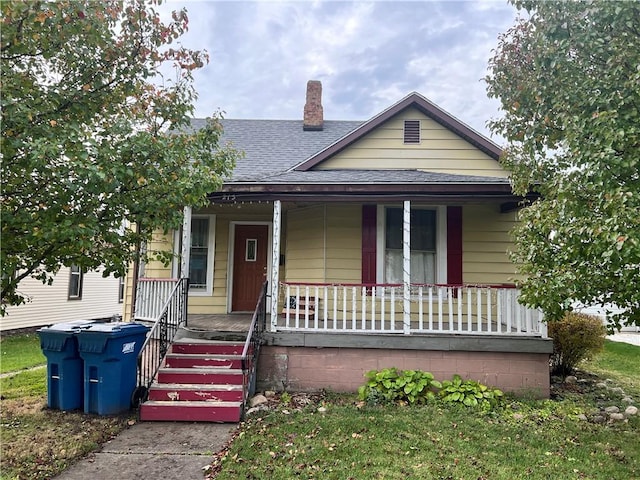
171;341;245;355
140;400;242;422
147;383;243;402
163;353;243;369
157;367;243;385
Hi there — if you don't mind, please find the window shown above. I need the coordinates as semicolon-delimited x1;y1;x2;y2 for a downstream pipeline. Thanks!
68;265;83;299
118;277;125;303
171;215;216;294
245;239;257;262
189;218;209;291
384;207;436;284
404;120;421;144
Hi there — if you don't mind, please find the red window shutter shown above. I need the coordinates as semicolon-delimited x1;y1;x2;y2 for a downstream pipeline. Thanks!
447;206;463;286
362;205;377;285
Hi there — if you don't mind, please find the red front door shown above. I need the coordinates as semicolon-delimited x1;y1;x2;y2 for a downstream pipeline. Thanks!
232;225;268;311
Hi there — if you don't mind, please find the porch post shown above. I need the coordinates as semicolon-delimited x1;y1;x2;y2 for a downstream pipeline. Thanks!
270;200;282;331
403;200;411;334
180;206;192;278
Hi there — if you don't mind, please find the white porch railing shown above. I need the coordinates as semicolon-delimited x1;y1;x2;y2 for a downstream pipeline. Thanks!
278;282;547;338
134;278;179;321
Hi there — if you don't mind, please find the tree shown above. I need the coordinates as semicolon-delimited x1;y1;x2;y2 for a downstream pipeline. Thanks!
485;0;640;330
1;0;238;312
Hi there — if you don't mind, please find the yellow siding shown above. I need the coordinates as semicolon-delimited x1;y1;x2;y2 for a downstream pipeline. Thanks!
285;206;325;282
144;231;174;279
325;205;361;283
462;204;519;284
317;107;508;178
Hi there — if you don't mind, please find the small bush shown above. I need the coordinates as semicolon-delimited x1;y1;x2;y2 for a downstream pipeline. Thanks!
548;312;606;376
358;367;442;405
439;374;504;410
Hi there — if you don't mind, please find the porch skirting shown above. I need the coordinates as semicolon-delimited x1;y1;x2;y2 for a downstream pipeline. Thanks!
257;333;552;398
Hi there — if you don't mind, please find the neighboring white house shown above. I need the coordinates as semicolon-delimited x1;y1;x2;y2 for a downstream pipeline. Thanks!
1;267;124;331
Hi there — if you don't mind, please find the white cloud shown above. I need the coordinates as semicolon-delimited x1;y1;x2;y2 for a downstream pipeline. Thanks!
155;0;518;137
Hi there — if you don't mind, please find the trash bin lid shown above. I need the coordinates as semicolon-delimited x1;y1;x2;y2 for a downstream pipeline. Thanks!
79;322;149;337
38;320;96;333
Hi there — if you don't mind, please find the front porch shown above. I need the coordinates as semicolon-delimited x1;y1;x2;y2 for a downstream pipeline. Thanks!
136;279;547;338
134;279;552;398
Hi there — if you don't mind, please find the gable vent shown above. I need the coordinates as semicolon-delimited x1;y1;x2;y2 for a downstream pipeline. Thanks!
404;120;421;144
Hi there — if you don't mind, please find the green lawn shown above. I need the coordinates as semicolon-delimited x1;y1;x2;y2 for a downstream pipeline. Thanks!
0;333;46;373
582;340;639;390
1;334;638;480
213;340;640;480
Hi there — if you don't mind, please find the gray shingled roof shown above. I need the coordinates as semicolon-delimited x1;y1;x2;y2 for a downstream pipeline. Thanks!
240;169;510;185
189;118;508;187
190;119;362;182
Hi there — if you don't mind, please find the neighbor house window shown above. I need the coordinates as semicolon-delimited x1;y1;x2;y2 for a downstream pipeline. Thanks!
68;265;83;299
383;207;436;284
118;277;125;303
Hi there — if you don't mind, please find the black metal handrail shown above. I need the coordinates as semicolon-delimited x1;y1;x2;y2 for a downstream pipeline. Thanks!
240;281;268;409
132;277;189;406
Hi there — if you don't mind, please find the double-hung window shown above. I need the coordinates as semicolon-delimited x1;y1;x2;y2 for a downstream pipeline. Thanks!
382;207;438;284
68;265;83;300
189;218;210;292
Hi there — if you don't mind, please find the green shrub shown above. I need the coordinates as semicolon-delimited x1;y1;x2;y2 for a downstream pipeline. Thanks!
439;374;504;410
548;312;606;376
358;367;442;405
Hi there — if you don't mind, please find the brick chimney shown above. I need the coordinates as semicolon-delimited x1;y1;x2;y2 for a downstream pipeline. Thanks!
303;80;323;131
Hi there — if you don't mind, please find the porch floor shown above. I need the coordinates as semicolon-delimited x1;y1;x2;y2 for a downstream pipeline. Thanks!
186;314;253;332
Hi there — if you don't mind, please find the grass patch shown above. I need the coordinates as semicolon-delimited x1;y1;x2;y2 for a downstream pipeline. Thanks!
216;399;639;480
0;368;47;399
213;341;640;480
582;340;639;392
0;333;46;373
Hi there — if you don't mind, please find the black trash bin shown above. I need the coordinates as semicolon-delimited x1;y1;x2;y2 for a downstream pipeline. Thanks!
77;322;149;415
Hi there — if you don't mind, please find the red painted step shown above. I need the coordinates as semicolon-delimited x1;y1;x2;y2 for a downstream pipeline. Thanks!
146;383;243;402
163;353;243;369
140;400;242;422
171;341;246;356
156;367;243;385
139;339;251;423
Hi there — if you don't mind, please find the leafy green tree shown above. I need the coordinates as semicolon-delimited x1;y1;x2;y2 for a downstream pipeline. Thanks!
1;0;237;311
485;0;639;330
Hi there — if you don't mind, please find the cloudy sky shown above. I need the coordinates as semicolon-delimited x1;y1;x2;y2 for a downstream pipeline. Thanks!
157;0;520;141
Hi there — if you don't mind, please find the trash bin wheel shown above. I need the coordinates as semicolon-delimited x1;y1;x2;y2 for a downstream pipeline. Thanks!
131;386;148;408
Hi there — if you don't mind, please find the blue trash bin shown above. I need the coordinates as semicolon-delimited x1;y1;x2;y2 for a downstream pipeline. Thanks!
38;320;95;410
77;322;149;415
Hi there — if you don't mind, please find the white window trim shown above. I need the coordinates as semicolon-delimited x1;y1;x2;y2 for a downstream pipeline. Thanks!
172;214;216;296
376;204;447;285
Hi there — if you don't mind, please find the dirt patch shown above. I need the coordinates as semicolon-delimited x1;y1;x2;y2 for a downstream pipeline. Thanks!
1;395;134;480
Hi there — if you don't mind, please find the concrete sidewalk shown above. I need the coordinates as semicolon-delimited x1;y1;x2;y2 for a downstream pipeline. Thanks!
607;332;640;346
52;422;236;480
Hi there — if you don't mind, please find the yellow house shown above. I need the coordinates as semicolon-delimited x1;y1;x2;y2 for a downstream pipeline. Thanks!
129;82;552;421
